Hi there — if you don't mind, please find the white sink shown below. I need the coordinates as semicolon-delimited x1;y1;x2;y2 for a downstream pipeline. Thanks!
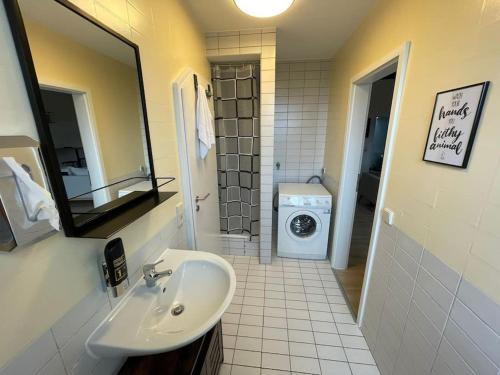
86;249;236;358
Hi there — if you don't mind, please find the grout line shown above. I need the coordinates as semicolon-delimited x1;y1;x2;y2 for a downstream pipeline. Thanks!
224;256;379;374
429;274;462;374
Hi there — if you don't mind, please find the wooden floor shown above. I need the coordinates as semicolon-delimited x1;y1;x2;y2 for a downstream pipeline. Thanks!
334;199;374;318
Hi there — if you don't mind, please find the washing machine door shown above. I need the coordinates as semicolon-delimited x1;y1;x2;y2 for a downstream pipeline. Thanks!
286;210;322;240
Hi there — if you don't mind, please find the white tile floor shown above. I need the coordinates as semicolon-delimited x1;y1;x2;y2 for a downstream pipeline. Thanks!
219;255;380;375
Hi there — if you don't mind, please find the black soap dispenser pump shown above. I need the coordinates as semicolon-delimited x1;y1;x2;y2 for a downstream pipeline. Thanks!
102;238;129;297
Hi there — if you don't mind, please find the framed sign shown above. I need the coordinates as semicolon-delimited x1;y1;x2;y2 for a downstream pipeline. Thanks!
423;82;489;168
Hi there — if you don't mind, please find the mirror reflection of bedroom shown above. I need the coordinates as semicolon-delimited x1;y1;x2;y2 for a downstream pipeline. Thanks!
41;89;97;215
335;73;396;317
21;0;152;226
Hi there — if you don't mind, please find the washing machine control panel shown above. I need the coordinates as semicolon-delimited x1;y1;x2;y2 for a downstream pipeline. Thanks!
280;195;332;208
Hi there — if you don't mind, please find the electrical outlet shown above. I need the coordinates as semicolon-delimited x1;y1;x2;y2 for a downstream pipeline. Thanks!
176;202;184;228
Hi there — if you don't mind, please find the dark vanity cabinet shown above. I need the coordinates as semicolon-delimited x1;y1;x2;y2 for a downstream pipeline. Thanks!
119;321;223;375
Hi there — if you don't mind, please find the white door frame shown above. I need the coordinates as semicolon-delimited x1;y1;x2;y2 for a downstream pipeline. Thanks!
40;83;110;205
330;42;411;326
173;68;197;250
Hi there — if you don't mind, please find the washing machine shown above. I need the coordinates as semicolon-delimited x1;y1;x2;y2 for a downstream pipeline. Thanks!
277;183;332;259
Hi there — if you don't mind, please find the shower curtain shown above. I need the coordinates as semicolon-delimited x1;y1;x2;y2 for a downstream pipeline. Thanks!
212;64;260;237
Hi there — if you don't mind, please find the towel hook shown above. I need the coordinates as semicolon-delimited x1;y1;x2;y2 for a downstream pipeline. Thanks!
205;84;213;98
193;74;212;98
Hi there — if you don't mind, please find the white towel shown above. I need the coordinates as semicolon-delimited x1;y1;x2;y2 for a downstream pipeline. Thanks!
3;157;60;230
196;84;215;159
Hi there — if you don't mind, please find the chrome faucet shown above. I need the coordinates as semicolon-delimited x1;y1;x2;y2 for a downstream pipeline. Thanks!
143;259;172;287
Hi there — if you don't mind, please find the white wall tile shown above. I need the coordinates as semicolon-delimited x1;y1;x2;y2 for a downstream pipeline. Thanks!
51;288;110;349
219;48;240;56
261;33;276;46
261;70;275;82
449;299;500;368
206;37;218;49
240;33;261;47
261;58;276;71
94;3;131;38
261;93;275;106
95;0;128;22
261;81;275;94
421;251;460;293
365;224;500;375
272;59;331;198
434;339;475;375
457;279;500;335
219;35;240;48
261;46;276;58
59;302;111;372
206;49;218;57
0;331;58;375
443;319;497;375
218;31;239;36
127;3;153;35
240;46;261;55
70;0;95;14
36;353;66;375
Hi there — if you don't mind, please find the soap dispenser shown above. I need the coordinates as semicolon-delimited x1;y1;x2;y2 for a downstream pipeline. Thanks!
102;238;129;297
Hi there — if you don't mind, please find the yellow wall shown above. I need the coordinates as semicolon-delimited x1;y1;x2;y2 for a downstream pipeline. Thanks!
0;0;208;367
324;0;500;303
26;18;144;181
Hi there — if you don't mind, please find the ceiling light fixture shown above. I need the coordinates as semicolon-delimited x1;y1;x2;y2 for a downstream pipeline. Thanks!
233;0;294;18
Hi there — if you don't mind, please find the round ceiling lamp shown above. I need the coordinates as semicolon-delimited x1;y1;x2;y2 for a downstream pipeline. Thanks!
233;0;294;18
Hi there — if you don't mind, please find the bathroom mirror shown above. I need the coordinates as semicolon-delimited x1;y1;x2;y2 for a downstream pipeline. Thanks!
4;0;174;237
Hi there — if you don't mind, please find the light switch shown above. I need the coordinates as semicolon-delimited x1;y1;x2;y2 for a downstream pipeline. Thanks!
382;207;394;226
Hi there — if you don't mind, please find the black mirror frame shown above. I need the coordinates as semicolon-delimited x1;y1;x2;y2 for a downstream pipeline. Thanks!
3;0;159;237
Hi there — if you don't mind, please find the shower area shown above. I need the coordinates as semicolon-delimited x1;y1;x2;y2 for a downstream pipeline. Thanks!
212;63;260;244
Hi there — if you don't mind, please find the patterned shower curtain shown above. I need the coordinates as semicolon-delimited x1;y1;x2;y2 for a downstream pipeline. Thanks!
212;64;260;237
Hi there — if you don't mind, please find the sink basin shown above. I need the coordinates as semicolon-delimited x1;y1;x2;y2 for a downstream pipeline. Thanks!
86;249;236;358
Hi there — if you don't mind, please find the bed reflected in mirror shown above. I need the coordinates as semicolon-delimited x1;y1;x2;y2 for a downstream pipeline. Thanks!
17;0;155;228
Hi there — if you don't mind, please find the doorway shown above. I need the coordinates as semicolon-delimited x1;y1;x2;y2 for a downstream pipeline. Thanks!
173;68;222;253
40;87;109;211
330;42;411;323
334;73;396;316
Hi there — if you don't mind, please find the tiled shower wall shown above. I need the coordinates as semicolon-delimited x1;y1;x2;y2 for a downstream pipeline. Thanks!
220;235;260;257
273;60;331;190
362;222;500;375
205;29;276;262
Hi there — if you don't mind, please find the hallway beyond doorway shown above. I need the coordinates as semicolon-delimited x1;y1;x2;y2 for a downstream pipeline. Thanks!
334;70;396;318
334;199;374;315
